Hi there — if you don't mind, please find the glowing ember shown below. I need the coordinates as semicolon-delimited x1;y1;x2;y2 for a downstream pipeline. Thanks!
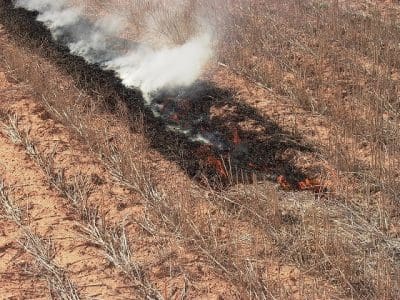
169;113;179;122
277;175;291;190
278;175;327;194
206;155;228;178
248;162;256;168
297;178;324;193
233;127;241;145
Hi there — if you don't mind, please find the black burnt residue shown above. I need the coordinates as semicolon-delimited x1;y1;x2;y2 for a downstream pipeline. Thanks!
0;0;317;188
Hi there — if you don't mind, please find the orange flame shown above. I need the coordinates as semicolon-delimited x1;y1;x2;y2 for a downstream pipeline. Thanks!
297;178;325;193
206;156;228;177
248;162;256;168
278;175;328;194
233;127;241;145
277;175;291;190
196;145;228;178
169;113;179;122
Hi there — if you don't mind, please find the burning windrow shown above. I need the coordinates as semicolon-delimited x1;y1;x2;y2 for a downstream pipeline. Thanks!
6;0;319;185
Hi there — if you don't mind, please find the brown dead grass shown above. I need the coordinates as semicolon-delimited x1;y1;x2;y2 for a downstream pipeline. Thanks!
0;179;81;300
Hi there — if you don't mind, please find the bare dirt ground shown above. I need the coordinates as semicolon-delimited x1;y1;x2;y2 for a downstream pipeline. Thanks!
0;0;400;299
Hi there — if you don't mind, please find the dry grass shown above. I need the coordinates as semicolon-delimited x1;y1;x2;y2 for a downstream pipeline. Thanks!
19;230;81;300
111;0;400;201
0;179;81;300
1;0;400;298
80;211;162;299
217;1;400;201
0;179;23;224
89;0;201;46
0;47;282;297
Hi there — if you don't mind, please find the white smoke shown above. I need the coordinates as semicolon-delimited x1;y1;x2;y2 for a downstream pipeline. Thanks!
68;15;126;64
15;0;65;12
107;33;212;102
38;7;81;33
14;0;214;100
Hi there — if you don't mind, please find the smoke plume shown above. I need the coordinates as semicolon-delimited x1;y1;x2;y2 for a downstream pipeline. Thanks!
107;33;212;102
13;0;226;149
14;0;214;101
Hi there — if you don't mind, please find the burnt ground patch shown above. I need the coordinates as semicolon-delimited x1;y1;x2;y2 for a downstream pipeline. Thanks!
0;0;317;188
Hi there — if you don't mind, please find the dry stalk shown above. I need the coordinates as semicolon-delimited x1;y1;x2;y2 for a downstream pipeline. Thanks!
80;212;162;299
19;230;81;300
0;179;23;224
0;178;80;300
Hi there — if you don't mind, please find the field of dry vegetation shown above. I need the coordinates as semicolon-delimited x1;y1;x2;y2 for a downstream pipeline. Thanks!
0;0;399;299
